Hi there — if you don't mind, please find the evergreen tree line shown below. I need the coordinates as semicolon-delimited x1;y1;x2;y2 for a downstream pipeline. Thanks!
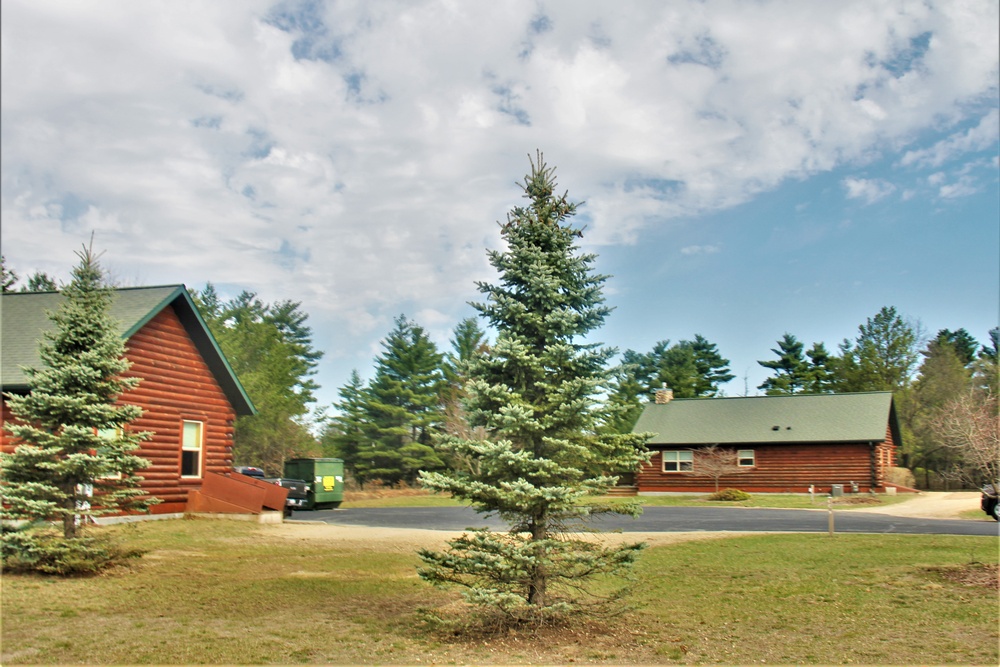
323;302;997;490
320;315;488;486
5;254;996;490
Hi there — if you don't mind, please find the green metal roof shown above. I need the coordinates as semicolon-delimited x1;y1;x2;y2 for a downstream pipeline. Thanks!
1;285;255;416
633;392;898;445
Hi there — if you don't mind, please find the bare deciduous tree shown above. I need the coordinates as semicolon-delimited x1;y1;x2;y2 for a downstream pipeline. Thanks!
686;444;749;492
929;390;999;487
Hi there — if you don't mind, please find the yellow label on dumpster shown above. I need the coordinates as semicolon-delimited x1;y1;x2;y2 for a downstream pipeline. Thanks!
322;476;336;491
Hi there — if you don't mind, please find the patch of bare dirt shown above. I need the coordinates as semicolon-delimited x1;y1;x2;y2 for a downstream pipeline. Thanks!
341;481;431;502
928;562;999;590
266;521;750;552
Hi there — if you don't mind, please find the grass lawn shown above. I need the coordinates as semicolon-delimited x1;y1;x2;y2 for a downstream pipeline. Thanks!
341;490;913;510
1;518;996;665
630;492;913;510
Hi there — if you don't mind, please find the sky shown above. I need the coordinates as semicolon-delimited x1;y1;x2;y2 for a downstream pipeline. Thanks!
2;0;998;412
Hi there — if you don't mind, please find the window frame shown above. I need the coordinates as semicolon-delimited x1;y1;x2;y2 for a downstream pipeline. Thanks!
662;450;694;473
180;420;204;479
95;427;124;480
737;449;756;467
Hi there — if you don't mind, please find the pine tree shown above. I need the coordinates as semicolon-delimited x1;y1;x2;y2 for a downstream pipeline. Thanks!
444;317;489;389
1;254;19;292
647;339;701;397
689;334;735;396
802;342;837;394
906;338;973;478
442;317;490;446
758;333;808;394
601;350;651;434
837;306;919;392
973;328;998;395
323;370;371;482
360;315;447;485
932;328;979;367
22;272;59;293
602;335;732;434
418;154;650;622
193;287;323;474
1;244;154;569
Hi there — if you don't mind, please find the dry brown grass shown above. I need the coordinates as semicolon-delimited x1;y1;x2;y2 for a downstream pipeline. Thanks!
342;480;439;502
1;519;997;665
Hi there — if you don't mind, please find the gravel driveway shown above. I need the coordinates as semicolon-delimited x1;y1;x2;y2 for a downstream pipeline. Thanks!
859;491;983;519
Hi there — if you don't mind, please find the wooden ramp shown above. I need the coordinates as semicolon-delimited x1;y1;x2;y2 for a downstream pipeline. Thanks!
186;472;289;514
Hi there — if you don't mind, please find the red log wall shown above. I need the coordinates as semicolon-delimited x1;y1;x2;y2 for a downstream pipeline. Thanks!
638;440;897;494
1;306;236;513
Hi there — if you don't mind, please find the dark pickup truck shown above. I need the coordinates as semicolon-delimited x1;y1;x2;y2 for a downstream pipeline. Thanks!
981;483;999;521
234;466;310;515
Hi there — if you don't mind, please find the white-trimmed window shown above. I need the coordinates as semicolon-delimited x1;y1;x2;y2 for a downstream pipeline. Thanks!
737;449;756;467
662;450;693;472
96;428;123;479
181;420;204;478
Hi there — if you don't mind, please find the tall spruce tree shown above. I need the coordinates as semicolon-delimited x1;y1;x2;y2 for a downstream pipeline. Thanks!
361;315;447;485
1;244;154;552
418;154;650;622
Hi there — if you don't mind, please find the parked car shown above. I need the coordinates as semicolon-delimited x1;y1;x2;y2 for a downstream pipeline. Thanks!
234;466;310;516
980;483;999;521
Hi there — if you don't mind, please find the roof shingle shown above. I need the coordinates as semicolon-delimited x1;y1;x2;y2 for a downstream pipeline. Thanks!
632;392;897;445
1;285;254;416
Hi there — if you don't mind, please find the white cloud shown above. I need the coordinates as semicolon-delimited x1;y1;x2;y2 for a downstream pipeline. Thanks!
900;109;1000;168
842;177;897;204
1;0;997;393
938;175;980;199
680;245;721;256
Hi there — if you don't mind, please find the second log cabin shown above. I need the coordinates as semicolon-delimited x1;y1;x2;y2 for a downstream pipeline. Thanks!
632;390;902;494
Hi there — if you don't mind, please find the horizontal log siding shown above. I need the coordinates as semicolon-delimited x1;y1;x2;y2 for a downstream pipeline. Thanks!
1;306;236;512
638;442;891;494
123;307;235;508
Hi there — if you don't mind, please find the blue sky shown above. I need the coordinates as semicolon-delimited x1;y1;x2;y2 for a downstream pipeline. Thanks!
1;0;997;411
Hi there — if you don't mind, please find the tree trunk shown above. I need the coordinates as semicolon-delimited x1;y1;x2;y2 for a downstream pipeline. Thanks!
527;516;547;608
61;490;78;539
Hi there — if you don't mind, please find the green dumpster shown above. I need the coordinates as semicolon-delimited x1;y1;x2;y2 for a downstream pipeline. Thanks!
284;458;345;509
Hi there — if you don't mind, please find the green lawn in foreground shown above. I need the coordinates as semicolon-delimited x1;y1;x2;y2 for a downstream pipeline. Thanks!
629;492;913;510
1;519;996;665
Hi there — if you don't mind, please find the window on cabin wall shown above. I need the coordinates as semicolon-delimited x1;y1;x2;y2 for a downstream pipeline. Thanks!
181;420;204;478
737;449;756;467
96;428;123;479
662;450;693;472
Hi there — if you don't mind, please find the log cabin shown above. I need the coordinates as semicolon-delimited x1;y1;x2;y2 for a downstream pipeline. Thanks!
632;390;902;494
1;285;255;514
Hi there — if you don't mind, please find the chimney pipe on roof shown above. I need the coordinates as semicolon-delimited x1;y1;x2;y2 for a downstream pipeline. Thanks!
654;383;674;404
